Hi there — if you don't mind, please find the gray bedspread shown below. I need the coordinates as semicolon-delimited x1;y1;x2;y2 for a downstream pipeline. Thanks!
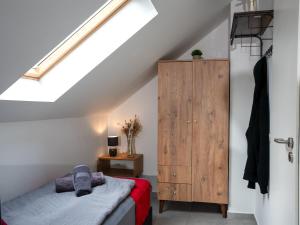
103;197;135;225
3;176;135;225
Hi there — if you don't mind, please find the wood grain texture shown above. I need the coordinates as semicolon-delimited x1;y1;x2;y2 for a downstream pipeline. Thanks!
133;154;143;177
97;153;143;177
99;153;142;161
158;166;192;184
158;62;193;166
158;183;192;202
191;60;229;204
220;204;228;218
159;59;229;63
159;200;165;213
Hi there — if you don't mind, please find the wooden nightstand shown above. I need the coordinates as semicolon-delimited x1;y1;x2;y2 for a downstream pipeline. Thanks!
97;153;143;177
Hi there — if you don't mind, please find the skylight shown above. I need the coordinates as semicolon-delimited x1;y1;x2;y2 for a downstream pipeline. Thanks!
0;0;158;102
23;0;130;81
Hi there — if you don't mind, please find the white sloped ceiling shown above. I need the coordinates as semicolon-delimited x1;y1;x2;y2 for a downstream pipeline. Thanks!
0;0;231;122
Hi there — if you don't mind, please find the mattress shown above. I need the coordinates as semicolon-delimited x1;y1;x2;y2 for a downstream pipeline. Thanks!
2;177;134;225
103;178;152;225
125;178;151;225
1;177;151;225
103;197;135;225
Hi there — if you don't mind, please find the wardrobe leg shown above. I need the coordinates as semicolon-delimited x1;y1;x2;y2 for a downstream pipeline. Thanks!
159;200;165;214
220;204;228;218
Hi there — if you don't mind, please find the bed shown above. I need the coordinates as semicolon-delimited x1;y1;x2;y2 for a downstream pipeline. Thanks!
1;177;152;225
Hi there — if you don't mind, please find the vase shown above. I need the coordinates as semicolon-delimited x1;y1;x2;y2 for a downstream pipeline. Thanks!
193;55;202;60
132;137;136;155
127;136;135;157
248;0;257;11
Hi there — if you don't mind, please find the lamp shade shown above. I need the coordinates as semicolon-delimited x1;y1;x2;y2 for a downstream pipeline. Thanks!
108;136;119;147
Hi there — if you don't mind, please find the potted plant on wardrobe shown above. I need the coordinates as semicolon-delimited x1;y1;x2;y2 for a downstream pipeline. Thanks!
191;49;203;59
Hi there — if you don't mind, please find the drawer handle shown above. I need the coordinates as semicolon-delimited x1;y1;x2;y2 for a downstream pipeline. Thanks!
172;172;176;177
173;191;176;195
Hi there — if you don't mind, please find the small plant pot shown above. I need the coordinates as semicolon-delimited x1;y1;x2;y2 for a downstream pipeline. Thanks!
193;55;202;60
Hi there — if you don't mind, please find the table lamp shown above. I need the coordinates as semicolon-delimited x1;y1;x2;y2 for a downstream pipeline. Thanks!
108;136;119;157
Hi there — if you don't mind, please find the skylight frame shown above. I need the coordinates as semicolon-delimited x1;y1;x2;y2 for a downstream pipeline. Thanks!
0;0;158;102
23;0;130;80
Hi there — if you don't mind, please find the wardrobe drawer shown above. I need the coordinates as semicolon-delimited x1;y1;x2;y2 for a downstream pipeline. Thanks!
158;166;191;184
157;183;191;202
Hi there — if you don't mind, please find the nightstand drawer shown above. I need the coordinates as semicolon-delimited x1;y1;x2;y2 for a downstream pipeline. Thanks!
158;166;191;184
157;183;191;202
98;153;143;178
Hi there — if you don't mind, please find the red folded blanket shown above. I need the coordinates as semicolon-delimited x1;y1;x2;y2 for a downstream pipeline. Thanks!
126;178;151;225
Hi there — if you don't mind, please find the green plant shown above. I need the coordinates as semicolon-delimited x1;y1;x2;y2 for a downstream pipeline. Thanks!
191;49;203;57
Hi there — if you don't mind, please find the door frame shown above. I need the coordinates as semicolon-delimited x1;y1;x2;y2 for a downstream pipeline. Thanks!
297;1;300;222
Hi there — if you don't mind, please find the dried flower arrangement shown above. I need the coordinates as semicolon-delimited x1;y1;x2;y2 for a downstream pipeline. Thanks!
121;115;142;138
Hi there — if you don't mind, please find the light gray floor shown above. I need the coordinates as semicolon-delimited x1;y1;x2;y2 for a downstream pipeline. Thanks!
151;194;257;225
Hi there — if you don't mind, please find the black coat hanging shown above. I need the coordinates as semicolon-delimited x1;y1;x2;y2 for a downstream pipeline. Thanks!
243;56;270;194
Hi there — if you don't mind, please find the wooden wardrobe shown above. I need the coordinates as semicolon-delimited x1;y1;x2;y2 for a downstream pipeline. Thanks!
157;59;229;217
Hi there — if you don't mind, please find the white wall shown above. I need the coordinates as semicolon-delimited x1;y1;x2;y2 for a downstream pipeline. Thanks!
107;18;229;176
258;0;274;11
254;0;300;225
107;78;158;176
0;2;264;216
107;15;256;214
228;0;260;214
179;19;230;60
229;48;258;214
0;115;107;201
108;5;263;214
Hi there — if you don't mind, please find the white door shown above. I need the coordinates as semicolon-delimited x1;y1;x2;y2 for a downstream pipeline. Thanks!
260;0;300;224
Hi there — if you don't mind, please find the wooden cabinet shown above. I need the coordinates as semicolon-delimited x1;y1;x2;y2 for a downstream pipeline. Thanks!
158;165;192;184
98;153;143;177
157;60;229;218
158;62;193;166
192;60;229;204
157;183;192;202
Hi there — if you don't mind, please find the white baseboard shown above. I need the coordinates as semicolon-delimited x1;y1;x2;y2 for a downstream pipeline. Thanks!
254;213;260;225
227;210;257;224
228;208;254;214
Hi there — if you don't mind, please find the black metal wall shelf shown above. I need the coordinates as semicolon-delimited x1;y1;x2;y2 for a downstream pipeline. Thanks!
230;10;274;57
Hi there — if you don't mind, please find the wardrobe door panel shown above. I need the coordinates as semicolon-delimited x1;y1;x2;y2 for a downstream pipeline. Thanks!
192;60;229;204
158;62;193;166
